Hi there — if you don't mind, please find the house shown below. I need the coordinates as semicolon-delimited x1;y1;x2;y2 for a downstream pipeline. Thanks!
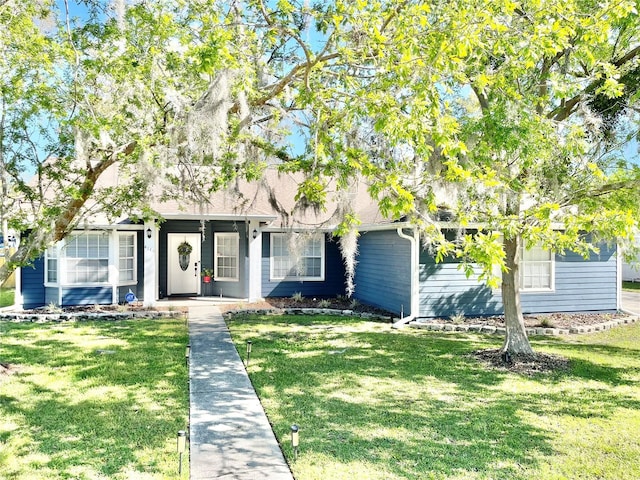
16;167;622;317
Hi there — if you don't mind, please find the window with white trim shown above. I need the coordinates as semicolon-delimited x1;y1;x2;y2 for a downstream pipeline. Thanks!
270;233;325;281
45;245;58;284
118;233;136;283
521;244;554;291
63;233;109;284
214;232;239;281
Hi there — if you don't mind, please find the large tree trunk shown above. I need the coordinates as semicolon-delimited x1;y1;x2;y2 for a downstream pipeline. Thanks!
0;143;135;286
501;235;534;356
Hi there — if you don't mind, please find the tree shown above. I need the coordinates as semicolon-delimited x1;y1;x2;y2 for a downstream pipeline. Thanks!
1;0;639;360
307;0;640;355
0;0;350;284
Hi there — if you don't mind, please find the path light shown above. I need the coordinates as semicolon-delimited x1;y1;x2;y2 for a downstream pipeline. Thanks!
246;341;252;367
185;344;191;367
290;424;299;459
177;430;186;475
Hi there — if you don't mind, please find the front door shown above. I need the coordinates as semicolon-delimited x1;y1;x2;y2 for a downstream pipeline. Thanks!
167;233;201;295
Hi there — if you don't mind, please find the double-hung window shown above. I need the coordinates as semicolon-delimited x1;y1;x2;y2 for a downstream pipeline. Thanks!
64;233;110;284
270;233;325;281
118;233;136;283
214;232;239;281
44;231;138;286
45;245;58;284
520;244;554;291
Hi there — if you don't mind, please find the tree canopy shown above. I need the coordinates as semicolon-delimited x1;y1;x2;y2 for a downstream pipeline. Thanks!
1;0;639;353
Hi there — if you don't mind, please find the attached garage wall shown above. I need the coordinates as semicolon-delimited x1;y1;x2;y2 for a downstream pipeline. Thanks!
419;242;618;318
353;230;411;316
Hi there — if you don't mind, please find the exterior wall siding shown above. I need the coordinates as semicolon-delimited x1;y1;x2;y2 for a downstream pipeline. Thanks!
261;233;346;298
159;220;247;299
62;287;112;306
21;257;46;309
352;230;411;316
419;243;618;318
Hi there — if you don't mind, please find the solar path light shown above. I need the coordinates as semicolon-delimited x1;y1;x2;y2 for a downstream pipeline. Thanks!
177;430;186;475
246;340;252;367
290;424;299;459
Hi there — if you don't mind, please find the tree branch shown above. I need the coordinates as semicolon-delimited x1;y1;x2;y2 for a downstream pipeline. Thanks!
548;45;640;122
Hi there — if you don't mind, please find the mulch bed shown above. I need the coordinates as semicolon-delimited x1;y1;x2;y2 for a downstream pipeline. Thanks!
218;297;395;317
473;349;571;375
427;311;627;329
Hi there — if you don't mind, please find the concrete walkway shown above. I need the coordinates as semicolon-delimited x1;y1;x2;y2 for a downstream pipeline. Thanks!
622;290;640;315
188;305;294;480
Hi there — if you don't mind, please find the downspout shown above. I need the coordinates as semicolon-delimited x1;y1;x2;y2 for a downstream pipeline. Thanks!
393;227;420;329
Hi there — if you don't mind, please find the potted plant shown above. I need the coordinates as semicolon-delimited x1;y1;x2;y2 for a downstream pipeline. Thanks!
201;268;214;283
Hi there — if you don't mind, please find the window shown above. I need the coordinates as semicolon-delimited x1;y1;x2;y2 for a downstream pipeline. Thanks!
118;233;136;283
214;233;239;281
63;233;109;284
45;245;58;284
270;233;325;281
521;244;554;291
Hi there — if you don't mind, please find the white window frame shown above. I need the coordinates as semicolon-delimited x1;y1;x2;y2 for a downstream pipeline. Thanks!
270;233;325;281
118;232;137;285
214;232;240;282
520;243;555;292
44;245;59;286
492;242;555;293
61;232;110;286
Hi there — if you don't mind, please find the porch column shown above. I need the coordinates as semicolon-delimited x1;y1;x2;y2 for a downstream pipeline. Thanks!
14;235;23;309
143;222;158;307
247;220;262;302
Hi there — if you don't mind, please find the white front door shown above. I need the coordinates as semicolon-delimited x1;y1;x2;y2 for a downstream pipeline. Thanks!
167;233;201;295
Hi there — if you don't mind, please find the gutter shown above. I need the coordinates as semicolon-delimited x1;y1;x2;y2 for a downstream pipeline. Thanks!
393;226;420;329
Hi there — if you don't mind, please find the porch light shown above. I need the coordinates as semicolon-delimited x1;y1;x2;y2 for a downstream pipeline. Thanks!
290;424;299;459
177;430;187;474
246;340;252;367
252;229;258;239
146;228;152;239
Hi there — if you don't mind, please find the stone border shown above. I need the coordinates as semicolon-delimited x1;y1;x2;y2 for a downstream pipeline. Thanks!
223;307;392;322
410;314;639;335
0;310;184;323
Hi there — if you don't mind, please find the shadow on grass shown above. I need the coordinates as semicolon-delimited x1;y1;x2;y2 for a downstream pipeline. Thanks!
229;315;640;479
0;319;188;478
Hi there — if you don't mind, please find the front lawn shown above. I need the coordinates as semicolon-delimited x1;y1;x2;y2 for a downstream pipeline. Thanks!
622;281;640;291
0;287;14;308
0;318;189;479
228;314;640;480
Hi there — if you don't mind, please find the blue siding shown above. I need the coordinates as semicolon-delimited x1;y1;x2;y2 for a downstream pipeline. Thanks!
45;287;58;305
419;243;618;318
261;233;346;298
353;230;411;316
21;257;46;309
62;287;112;306
159;220;247;298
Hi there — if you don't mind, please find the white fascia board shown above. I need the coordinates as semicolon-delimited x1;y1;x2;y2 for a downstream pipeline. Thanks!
262;225;338;233
83;224;145;231
162;213;277;222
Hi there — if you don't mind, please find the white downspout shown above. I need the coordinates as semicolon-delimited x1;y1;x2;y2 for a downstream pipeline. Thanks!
617;240;622;312
393;227;420;329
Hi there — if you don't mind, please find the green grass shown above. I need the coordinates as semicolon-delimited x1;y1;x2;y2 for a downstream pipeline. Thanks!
0;318;189;479
0;288;13;308
622;281;640;291
228;315;640;480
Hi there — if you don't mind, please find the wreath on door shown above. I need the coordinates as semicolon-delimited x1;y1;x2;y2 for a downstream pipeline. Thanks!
177;241;192;271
